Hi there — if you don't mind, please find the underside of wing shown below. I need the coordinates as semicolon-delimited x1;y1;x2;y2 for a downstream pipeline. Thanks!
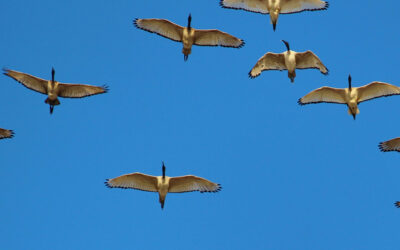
379;137;400;152
280;0;329;14
168;175;221;193
57;83;108;98
249;52;286;78
356;82;400;103
220;0;270;14
105;173;158;192
0;128;14;139
298;86;346;105
194;29;244;48
3;68;48;94
134;18;184;42
295;51;328;74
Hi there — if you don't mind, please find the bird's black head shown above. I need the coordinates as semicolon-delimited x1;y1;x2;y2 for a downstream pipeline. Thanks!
348;74;352;90
282;40;290;51
51;67;55;82
187;14;192;29
162;161;166;178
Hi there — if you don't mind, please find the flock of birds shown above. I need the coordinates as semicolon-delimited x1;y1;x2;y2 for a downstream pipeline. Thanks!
2;0;400;209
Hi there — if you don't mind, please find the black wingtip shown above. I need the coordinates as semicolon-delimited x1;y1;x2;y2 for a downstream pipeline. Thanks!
10;130;15;138
133;18;140;28
378;142;385;152
102;85;110;93
395;201;400;208
325;1;330;10
297;98;304;106
248;71;255;79
104;179;112;188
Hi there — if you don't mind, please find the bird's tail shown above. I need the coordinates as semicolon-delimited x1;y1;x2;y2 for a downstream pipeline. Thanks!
288;71;296;83
45;98;60;115
159;196;165;210
182;47;191;61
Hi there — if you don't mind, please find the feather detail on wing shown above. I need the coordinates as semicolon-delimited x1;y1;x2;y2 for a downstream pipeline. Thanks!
249;53;286;78
56;83;108;98
3;69;48;94
168;175;221;193
105;173;158;192
295;51;328;74
298;87;347;105
134;18;184;42
379;137;400;152
194;29;244;48
0;128;14;139
280;0;329;14
220;0;270;14
356;82;400;103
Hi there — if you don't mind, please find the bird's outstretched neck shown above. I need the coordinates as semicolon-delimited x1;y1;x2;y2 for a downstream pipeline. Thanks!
187;14;192;30
348;74;352;91
162;162;166;179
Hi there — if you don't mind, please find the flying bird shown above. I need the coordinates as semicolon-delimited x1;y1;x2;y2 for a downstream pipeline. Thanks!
298;75;400;120
133;14;244;61
3;68;108;114
249;40;328;82
220;0;329;31
0;128;14;140
105;162;221;209
379;137;400;152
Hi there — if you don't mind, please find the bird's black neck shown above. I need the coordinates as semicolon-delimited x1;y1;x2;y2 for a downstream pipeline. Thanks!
187;14;192;30
348;75;352;91
162;163;166;179
51;68;55;84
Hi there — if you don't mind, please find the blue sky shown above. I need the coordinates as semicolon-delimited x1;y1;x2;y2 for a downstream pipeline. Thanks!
1;1;400;249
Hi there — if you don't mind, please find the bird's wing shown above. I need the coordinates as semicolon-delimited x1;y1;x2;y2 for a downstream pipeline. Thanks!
3;68;48;94
298;87;347;105
249;52;286;78
220;0;270;14
295;51;328;74
356;82;400;103
280;0;329;14
168;175;221;193
194;29;244;48
133;18;184;42
395;201;400;208
0;128;14;139
105;173;158;192
379;138;400;152
56;83;108;98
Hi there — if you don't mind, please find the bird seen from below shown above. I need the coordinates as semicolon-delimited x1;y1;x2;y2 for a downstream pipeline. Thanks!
298;75;400;120
134;14;244;61
249;40;328;82
220;0;329;31
0;128;14;140
379;137;400;152
3;68;108;114
105;162;221;209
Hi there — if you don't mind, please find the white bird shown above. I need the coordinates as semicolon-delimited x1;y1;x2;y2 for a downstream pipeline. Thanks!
379;137;400;152
105;162;221;209
3;68;108;114
220;0;329;31
298;75;400;119
134;14;244;61
249;40;328;82
0;128;14;140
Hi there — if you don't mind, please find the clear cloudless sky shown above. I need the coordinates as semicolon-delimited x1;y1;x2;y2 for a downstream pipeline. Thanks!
1;1;400;249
